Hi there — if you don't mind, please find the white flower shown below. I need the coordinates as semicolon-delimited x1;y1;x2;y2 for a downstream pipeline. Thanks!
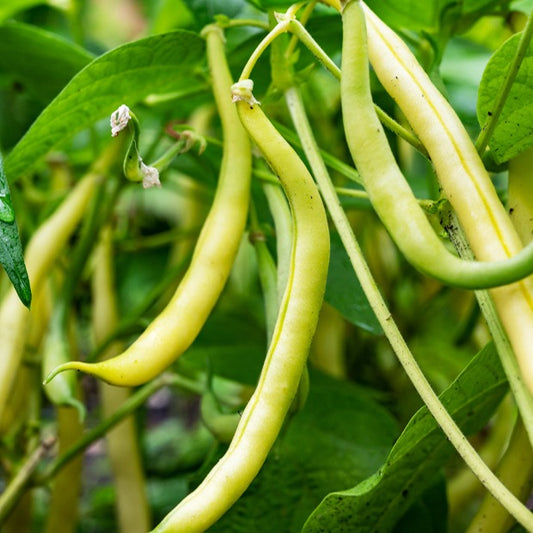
141;162;161;189
110;105;131;137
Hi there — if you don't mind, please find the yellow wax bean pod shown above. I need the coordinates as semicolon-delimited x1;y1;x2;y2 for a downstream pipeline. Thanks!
46;25;252;387
357;0;533;393
151;74;330;533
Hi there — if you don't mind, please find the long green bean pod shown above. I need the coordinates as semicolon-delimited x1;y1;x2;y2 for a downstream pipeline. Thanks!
358;0;533;392
341;0;533;290
0;146;117;426
150;77;329;532
46;25;252;387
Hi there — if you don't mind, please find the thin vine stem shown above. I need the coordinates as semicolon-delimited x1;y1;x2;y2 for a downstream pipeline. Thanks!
249;199;279;340
238;3;305;81
34;373;204;486
284;85;533;531
236;6;429;157
272;120;362;183
217;18;270;31
285;0;317;59
254;168;435;207
475;12;533;155
0;437;56;524
286;19;430;158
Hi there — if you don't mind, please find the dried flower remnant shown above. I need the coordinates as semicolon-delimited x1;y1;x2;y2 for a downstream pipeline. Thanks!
111;105;131;137
140;162;161;189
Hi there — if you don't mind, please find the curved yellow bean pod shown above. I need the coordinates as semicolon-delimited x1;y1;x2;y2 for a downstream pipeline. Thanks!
151;78;330;533
46;25;252;387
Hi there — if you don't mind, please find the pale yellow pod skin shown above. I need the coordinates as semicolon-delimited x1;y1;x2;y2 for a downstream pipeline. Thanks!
361;1;533;393
151;91;330;533
47;27;252;387
508;147;533;245
0;158;110;426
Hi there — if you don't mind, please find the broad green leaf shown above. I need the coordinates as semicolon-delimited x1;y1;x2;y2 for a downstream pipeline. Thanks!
0;22;94;104
0;22;93;148
5;31;206;180
205;370;399;533
303;343;507;533
394;476;448;533
0;153;31;307
184;0;245;30
364;0;509;34
325;231;382;335
511;0;533;13
149;0;195;33
477;31;533;163
463;0;509;12
179;306;268;386
0;0;61;22
364;0;444;32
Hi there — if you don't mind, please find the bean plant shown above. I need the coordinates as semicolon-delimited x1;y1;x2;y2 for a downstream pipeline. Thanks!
0;0;532;531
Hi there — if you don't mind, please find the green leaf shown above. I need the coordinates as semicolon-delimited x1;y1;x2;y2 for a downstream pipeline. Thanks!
149;0;195;33
462;0;509;12
247;0;292;7
364;0;444;32
0;0;57;22
183;0;246;29
0;22;93;148
179;306;267;386
303;343;507;533
0;22;94;104
205;370;399;533
477;31;533;163
325;231;382;335
364;0;509;34
394;476;448;533
4;30;206;180
0;153;31;307
511;0;533;13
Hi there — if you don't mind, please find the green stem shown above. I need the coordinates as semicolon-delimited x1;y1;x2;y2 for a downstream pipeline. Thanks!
272;120;362;183
239;4;427;157
0;437;56;525
285;83;533;531
254;167;432;206
443;205;533;446
239;20;292;81
67;0;84;46
332;187;369;201
57;179;119;328
217;18;270;31
475;12;533;155
35;373;203;485
262;180;293;306
249;199;279;340
286;19;429;158
117;225;202;253
285;1;317;59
